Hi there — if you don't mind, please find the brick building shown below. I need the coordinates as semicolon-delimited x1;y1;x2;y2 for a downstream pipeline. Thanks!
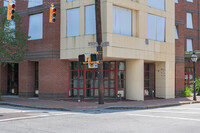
0;0;68;99
0;0;175;100
175;0;200;95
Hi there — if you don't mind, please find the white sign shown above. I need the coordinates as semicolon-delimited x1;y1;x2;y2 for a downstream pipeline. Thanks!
88;62;98;69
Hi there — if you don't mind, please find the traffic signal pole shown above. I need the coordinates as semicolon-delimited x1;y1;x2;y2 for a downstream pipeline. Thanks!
95;0;104;104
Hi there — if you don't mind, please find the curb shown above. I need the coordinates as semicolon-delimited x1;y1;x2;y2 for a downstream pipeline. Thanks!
0;102;71;111
0;100;200;111
104;101;200;110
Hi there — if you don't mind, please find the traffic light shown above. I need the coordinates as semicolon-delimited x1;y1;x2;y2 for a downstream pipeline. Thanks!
7;2;15;20
79;54;87;63
89;54;98;62
49;4;56;23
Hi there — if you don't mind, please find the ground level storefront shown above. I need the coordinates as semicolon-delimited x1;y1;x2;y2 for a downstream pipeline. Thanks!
0;59;175;100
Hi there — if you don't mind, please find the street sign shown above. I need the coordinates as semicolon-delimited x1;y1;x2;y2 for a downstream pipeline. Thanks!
88;42;98;47
88;62;98;69
88;42;109;47
100;42;109;47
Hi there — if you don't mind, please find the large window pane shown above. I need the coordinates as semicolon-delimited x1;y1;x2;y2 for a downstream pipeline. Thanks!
186;39;193;51
113;6;132;36
148;14;157;40
67;8;80;37
28;13;43;40
156;16;165;42
148;14;165;42
148;0;165;10
28;0;42;8
85;5;96;35
118;62;125;70
187;13;193;29
70;62;78;70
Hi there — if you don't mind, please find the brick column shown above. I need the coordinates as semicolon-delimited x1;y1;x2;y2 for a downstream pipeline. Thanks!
0;65;8;95
19;61;35;97
175;63;185;96
39;59;69;99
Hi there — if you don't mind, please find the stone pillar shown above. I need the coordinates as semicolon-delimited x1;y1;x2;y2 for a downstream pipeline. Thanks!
155;61;175;99
19;61;35;97
0;65;8;95
126;59;144;101
39;59;69;99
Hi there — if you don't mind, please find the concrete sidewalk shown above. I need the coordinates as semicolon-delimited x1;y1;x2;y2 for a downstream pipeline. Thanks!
0;96;200;111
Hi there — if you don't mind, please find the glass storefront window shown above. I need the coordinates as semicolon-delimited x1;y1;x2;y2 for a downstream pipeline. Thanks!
103;71;109;79
70;62;78;70
70;71;78;79
103;62;109;70
69;61;125;98
118;62;125;70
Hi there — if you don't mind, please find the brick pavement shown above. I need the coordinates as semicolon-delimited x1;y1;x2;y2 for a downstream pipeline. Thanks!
0;96;200;111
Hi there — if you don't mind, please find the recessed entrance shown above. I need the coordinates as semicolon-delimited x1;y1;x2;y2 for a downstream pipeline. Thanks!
7;64;19;95
144;63;155;98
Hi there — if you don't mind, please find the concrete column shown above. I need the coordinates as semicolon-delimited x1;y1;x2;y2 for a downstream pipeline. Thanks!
155;61;175;99
126;59;144;101
19;61;35;97
0;65;8;95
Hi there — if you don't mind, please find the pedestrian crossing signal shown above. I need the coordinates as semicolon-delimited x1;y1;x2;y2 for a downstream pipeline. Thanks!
79;54;87;63
89;54;98;62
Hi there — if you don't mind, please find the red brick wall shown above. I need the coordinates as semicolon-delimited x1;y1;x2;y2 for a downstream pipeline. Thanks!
19;61;35;97
175;0;200;95
39;59;69;99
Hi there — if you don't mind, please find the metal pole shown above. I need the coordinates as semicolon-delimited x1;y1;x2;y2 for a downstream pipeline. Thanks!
95;0;104;104
193;62;196;101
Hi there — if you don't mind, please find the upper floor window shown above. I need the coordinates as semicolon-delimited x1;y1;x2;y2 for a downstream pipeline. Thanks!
186;13;193;29
28;0;43;8
67;8;80;37
148;14;165;42
186;0;193;3
148;0;165;10
175;0;178;3
186;39;193;51
85;5;96;35
113;6;132;36
28;13;43;40
175;26;178;39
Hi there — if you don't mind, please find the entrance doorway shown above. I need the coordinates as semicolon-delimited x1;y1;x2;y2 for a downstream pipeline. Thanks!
7;64;19;95
34;62;39;96
144;63;155;98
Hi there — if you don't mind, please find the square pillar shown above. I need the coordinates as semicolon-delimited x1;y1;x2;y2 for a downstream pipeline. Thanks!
0;65;8;95
155;61;175;99
126;59;144;101
39;59;69;99
19;61;35;97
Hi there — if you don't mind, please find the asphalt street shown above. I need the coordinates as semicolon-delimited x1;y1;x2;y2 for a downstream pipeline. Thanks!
0;103;200;133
